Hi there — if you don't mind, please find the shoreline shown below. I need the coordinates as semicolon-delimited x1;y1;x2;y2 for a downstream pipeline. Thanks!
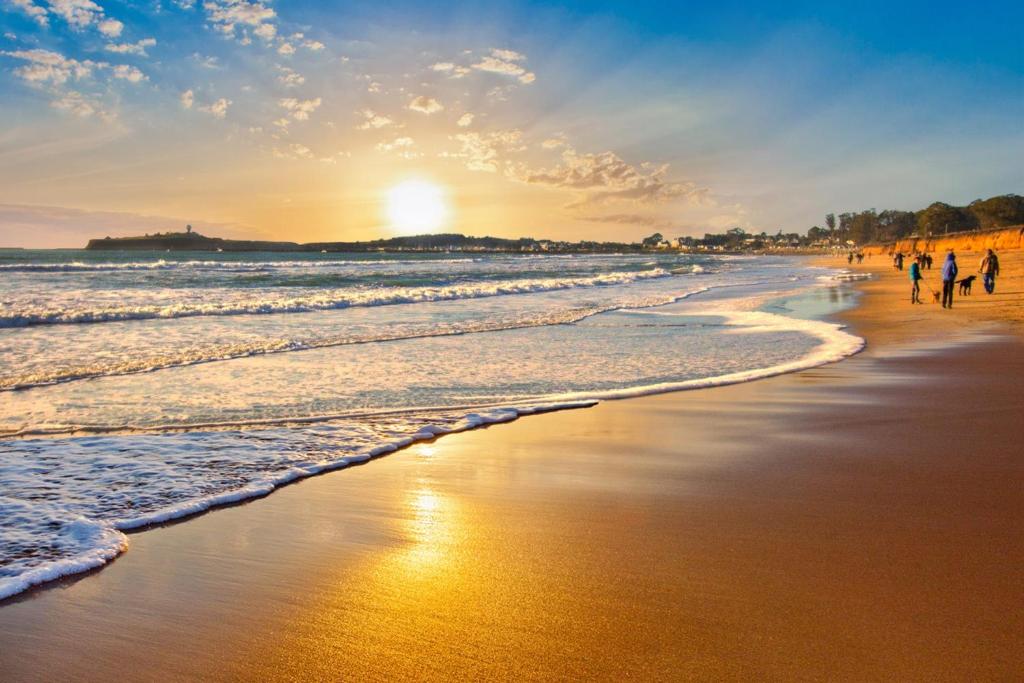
1;255;1022;678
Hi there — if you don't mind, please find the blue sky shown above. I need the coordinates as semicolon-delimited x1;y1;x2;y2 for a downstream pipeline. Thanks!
1;0;1021;246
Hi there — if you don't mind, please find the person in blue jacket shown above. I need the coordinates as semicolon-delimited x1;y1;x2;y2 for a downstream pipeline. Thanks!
909;258;923;304
941;251;958;309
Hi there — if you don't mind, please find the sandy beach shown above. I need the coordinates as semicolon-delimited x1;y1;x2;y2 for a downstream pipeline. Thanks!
1;255;1023;680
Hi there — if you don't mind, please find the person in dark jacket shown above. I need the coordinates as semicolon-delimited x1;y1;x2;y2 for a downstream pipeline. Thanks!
909;259;923;304
941;251;958;308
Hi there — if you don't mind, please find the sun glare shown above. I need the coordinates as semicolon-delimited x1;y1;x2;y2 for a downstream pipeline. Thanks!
386;180;448;234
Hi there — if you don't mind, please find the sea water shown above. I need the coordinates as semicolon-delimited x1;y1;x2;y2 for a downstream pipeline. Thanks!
0;250;861;598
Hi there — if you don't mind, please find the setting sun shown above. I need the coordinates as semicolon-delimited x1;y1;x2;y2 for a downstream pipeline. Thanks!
386;180;449;234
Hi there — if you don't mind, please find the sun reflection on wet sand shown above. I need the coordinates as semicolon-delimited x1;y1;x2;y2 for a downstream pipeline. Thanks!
399;487;454;570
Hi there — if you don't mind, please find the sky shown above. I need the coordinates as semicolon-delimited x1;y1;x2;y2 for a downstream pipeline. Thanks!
0;0;1022;247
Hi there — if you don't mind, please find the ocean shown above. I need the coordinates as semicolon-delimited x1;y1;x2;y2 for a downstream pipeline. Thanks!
0;249;862;599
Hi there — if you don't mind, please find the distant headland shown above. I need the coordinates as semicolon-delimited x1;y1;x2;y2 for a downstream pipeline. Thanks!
84;226;823;254
85;227;639;253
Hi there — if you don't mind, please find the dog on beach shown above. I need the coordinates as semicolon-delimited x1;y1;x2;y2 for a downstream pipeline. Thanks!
957;275;976;296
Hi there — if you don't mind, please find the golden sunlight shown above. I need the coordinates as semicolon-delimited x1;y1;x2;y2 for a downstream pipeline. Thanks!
385;180;449;234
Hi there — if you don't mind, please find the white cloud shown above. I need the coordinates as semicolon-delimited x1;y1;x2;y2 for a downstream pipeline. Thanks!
447;129;524;173
508;147;707;207
273;143;316;160
490;48;525;62
302;39;324;51
199;97;231;118
486;84;514;102
278;96;321;121
202;0;276;42
366;81;382;93
105;38;156;56
51;90;96;116
180;89;194;109
112;63;146;82
471;48;535;85
1;48;95;84
472;56;535;84
376;137;419;159
289;143;312;158
50;89;112;120
46;0;104;29
456;112;474;127
192;52;219;68
429;61;470;78
8;0;49;27
1;47;153;120
96;17;122;37
276;66;304;87
408;95;443;114
378;136;413;148
252;22;275;40
276;41;294;56
356;108;393;130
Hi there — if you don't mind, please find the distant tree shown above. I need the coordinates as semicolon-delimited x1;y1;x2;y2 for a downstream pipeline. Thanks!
837;212;854;238
825;213;836;232
877;210;917;240
916;202;977;236
840;209;879;244
807;226;827;242
641;232;665;248
967;194;1024;229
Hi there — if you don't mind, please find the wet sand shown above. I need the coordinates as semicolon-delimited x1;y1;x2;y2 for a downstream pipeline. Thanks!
1;269;1023;680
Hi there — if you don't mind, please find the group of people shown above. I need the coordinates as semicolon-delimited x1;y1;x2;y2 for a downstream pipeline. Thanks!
893;251;932;271
908;249;1001;308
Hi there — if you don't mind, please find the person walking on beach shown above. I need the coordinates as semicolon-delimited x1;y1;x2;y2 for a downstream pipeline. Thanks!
925;253;933;270
979;249;1000;294
909;258;923;304
941;251;958;309
894;252;904;271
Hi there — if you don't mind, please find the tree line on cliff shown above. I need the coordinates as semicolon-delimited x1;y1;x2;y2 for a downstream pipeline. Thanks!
808;194;1024;245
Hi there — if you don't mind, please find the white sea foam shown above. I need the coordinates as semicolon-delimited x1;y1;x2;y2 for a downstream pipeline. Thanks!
0;269;671;328
0;285;712;392
825;271;872;282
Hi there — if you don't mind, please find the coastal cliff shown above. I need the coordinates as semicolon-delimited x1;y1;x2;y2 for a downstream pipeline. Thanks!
861;224;1024;255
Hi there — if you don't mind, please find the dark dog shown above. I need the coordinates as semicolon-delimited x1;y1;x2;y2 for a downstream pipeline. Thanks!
957;275;976;295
